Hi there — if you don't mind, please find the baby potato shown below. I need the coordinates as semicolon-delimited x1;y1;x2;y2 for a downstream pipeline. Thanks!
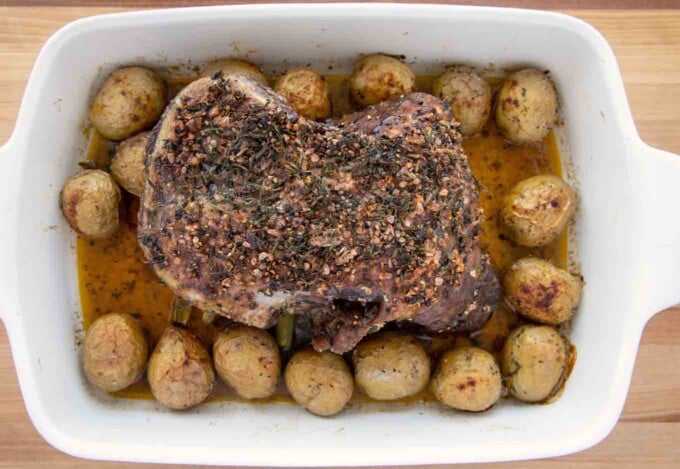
431;347;502;412
284;348;353;416
432;66;491;136
352;331;430;400
82;313;148;392
350;54;416;107
60;169;121;239
274;67;331;120
504;257;582;325
89;67;167;141
502;325;568;402
147;326;215;410
202;58;268;85
500;174;576;247
495;68;558;144
110;131;149;196
213;325;281;399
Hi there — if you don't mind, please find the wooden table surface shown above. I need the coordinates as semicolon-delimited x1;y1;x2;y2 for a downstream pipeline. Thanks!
1;5;679;469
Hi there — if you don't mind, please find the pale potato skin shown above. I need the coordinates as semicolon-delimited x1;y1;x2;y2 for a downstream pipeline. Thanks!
352;331;430;400
110;131;150;196
60;169;121;238
431;347;502;412
432;66;491;136
89;67;167;141
202;59;268;85
213;325;281;399
504;257;582;325
500;174;576;247
495;68;558;144
284;348;353;416
502;325;568;402
349;54;416;107
147;326;215;410
274;68;331;120
82;313;148;392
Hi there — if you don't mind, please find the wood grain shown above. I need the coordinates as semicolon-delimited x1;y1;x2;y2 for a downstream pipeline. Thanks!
2;1;680;8
1;7;679;469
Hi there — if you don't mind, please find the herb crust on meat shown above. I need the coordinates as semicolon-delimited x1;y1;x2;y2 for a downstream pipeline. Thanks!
139;74;501;352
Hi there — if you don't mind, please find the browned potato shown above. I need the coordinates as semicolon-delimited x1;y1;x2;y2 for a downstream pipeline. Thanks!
202;59;268;85
352;331;430;400
502;325;568;402
213;325;281;399
504;257;582;325
60;169;121;238
110;131;149;196
284;348;353;416
82;313;148;392
500;175;576;247
349;54;415;107
495;68;558;144
274;67;331;120
431;347;501;412
432;66;491;136
89;67;167;141
147;326;215;410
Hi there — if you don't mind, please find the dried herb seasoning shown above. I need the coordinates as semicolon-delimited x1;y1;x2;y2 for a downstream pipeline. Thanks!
138;74;500;352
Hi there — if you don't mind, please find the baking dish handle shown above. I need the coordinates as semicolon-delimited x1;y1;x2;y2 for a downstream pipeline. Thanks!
642;143;680;319
0;139;18;329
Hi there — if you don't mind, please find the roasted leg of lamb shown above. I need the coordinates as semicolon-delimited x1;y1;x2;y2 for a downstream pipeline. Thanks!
139;74;500;353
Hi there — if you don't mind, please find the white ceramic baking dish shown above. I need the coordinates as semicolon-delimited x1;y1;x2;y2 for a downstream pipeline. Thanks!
0;3;678;465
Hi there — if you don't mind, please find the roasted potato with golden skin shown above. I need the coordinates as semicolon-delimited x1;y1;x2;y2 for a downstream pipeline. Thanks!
82;313;148;392
500;174;576;247
495;68;558;144
284;348;353;416
352;331;430;400
431;346;502;412
60;169;121;238
147;326;215;410
274;68;331;120
89;67;167;141
432;66;491;136
502;325;568;402
504;257;582;325
110;131;149;196
349;54;416;107
213;325;281;399
202;59;268;85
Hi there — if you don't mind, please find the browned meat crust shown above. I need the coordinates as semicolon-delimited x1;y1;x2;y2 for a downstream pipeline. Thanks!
139;74;500;353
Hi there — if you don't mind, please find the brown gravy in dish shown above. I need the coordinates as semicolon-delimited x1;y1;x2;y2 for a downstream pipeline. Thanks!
78;74;566;403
